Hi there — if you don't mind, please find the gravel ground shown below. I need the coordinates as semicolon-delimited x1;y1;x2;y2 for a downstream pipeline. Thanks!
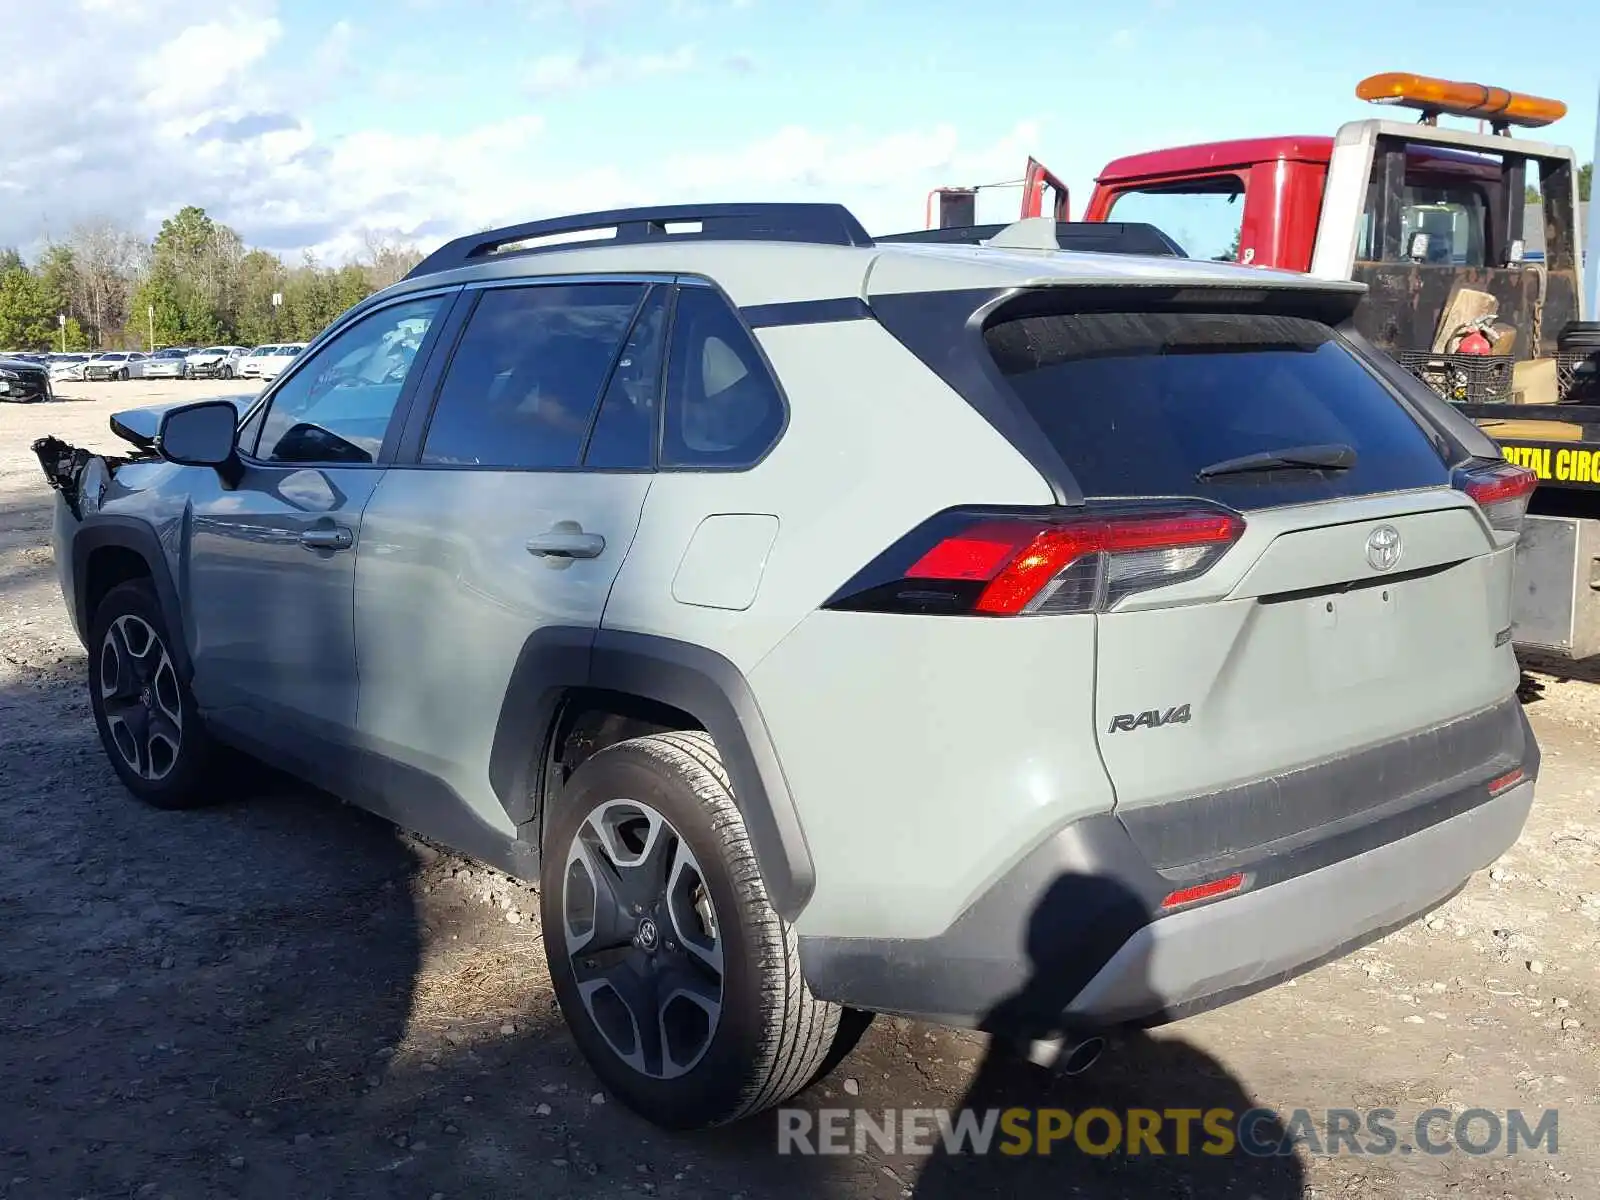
2;381;1598;1199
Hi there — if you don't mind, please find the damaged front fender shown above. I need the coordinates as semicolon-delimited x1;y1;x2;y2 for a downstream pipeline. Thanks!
31;435;149;521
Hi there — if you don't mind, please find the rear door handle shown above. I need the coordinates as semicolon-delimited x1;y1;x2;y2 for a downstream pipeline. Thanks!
526;529;606;559
300;525;353;551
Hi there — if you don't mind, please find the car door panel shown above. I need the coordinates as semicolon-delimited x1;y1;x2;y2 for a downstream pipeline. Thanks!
352;280;665;843
354;471;653;837
182;291;456;755
186;464;384;738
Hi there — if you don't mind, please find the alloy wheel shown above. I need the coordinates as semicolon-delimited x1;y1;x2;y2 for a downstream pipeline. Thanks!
562;799;724;1080
98;614;183;781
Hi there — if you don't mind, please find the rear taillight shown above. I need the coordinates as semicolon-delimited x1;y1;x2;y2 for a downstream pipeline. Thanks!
824;503;1246;616
1454;459;1537;534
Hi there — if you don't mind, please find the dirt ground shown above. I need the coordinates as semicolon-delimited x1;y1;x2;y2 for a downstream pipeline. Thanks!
2;381;1598;1199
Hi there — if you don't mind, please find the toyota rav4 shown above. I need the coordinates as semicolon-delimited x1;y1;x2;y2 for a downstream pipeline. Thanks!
35;202;1539;1131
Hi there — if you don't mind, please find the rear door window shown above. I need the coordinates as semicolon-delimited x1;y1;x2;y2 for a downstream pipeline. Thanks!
422;283;646;469
984;310;1450;509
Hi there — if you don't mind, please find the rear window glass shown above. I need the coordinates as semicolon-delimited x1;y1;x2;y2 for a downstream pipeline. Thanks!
984;311;1450;509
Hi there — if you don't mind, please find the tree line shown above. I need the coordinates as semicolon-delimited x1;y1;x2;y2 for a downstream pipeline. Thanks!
0;207;424;352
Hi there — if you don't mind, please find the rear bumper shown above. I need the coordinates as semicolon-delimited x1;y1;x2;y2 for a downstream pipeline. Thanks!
798;701;1537;1034
1066;780;1531;1025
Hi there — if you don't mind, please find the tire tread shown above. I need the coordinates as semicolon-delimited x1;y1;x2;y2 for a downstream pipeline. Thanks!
615;730;841;1125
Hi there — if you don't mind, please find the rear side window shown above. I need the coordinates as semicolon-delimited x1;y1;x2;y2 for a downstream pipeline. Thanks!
985;311;1450;509
661;286;785;469
1105;176;1246;262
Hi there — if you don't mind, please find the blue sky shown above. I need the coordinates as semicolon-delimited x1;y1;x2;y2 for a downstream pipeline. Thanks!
3;0;1596;259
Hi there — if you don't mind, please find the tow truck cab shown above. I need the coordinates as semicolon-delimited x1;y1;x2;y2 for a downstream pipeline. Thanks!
1077;73;1598;658
1080;75;1585;366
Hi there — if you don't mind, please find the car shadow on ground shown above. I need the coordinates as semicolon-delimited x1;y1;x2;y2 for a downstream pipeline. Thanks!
0;666;1302;1198
685;871;1304;1199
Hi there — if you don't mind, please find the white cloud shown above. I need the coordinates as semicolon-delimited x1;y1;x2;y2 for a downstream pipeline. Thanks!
136;17;283;114
525;44;697;95
0;0;1044;264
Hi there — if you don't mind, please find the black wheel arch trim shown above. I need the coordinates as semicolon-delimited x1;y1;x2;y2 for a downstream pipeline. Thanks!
70;516;192;679
488;626;816;921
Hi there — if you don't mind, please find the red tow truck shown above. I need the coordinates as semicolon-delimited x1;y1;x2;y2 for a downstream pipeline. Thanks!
925;73;1599;659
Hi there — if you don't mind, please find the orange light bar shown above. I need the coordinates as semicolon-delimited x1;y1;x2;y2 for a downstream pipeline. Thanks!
1356;72;1567;129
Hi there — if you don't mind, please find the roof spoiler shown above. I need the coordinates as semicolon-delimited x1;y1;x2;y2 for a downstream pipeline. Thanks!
876;219;1188;258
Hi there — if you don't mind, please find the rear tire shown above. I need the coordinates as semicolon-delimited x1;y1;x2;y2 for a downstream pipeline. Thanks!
88;580;221;810
541;731;842;1130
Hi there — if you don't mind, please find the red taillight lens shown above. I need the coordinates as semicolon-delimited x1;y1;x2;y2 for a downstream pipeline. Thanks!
1454;459;1536;534
827;504;1246;616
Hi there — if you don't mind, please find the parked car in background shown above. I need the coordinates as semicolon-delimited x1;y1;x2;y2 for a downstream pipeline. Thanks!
186;345;249;379
50;354;92;383
84;352;147;381
142;347;196;380
0;353;51;402
237;345;274;379
239;343;306;380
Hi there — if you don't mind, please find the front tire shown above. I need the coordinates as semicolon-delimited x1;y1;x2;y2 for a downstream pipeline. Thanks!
541;731;842;1130
88;580;220;809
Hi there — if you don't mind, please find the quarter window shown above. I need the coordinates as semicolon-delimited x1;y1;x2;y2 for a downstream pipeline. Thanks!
253;295;444;465
661;286;784;469
422;283;646;469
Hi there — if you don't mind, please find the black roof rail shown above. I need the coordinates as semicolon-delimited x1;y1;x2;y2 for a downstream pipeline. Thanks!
875;221;1189;259
406;202;876;279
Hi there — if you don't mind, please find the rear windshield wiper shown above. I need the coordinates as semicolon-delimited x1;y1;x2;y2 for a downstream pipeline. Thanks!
1196;443;1357;480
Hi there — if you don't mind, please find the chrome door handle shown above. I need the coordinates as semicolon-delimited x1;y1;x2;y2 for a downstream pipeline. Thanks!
526;529;606;559
300;525;353;551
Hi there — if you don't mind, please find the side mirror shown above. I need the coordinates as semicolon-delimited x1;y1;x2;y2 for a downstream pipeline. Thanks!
157;399;243;486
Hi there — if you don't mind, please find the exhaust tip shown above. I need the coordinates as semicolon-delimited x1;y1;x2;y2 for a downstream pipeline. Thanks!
1057;1036;1106;1076
1024;1034;1106;1075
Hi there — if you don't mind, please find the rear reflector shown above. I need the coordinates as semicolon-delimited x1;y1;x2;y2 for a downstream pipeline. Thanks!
1454;460;1537;534
1161;872;1246;910
827;503;1246;616
1487;767;1526;796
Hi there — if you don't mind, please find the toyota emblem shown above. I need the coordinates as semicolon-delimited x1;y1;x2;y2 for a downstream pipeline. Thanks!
1365;524;1402;573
